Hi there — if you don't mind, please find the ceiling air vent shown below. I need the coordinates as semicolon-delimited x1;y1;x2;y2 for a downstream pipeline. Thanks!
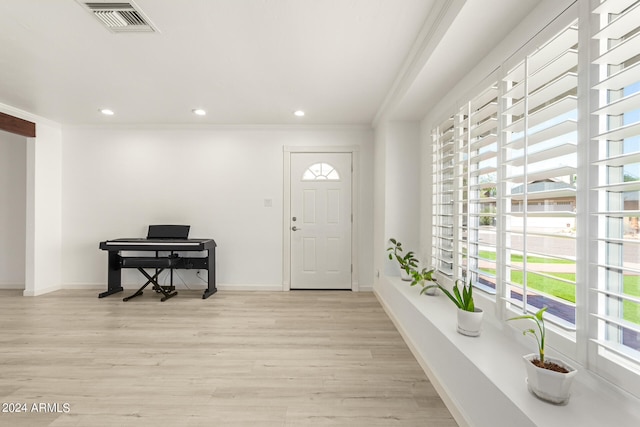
81;2;157;33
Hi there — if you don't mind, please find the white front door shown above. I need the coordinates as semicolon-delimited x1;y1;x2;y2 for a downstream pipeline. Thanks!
290;152;352;289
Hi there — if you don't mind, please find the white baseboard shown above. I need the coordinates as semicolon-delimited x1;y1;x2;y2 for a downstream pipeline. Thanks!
216;283;284;291
23;285;62;296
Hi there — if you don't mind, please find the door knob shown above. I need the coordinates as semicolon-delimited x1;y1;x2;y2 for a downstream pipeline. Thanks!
292;226;301;231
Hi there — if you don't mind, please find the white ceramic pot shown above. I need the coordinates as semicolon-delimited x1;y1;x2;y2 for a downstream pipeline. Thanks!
456;308;483;337
400;269;412;281
523;353;577;405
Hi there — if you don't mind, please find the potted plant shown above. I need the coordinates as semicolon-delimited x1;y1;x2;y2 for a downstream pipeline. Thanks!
411;267;439;296
438;279;483;336
508;307;577;405
386;238;418;281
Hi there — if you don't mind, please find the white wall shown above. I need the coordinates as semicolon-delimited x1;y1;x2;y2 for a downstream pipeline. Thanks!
0;130;26;288
61;125;374;289
376;121;421;277
25;122;63;296
372;122;388;286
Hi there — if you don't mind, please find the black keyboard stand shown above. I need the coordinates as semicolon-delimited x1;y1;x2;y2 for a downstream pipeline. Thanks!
123;267;177;302
98;236;217;300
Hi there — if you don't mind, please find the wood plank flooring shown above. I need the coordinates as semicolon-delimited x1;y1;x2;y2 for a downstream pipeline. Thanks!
0;289;457;426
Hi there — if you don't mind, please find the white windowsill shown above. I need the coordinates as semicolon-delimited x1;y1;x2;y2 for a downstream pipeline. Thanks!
375;276;640;427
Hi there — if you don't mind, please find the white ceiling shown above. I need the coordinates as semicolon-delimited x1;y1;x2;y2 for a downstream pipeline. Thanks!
0;0;540;127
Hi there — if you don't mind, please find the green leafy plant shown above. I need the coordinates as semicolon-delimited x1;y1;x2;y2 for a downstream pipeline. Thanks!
508;307;547;363
438;279;475;312
386;238;418;276
410;267;439;294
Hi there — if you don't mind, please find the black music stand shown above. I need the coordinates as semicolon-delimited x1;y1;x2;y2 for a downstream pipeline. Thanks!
147;224;190;240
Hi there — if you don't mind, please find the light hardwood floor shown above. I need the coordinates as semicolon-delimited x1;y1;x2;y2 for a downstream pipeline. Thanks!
0;289;457;426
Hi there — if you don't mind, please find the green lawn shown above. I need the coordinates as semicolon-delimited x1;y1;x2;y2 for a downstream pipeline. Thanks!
479;251;574;264
507;271;576;303
480;268;576;302
625;276;640;326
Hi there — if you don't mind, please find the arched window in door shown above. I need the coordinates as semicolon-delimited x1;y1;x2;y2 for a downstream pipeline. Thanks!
302;163;340;181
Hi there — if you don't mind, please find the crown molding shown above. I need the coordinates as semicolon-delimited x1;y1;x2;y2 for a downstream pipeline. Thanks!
372;0;465;127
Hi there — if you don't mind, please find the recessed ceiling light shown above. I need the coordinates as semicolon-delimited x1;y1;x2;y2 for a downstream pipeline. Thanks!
192;109;206;116
294;110;305;117
99;108;114;116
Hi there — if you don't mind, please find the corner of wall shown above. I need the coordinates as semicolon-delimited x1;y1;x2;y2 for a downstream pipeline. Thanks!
24;119;63;296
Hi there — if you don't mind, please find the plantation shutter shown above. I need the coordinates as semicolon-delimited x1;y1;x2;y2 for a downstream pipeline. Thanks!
591;0;640;364
501;19;579;326
468;83;499;294
455;107;470;281
432;116;455;277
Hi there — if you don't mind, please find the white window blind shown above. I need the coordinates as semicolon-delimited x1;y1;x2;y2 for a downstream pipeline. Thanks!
501;19;579;328
591;0;640;365
432;116;455;277
468;83;499;295
455;108;470;281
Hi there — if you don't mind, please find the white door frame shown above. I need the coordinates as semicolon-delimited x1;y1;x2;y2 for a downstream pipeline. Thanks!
283;146;360;291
